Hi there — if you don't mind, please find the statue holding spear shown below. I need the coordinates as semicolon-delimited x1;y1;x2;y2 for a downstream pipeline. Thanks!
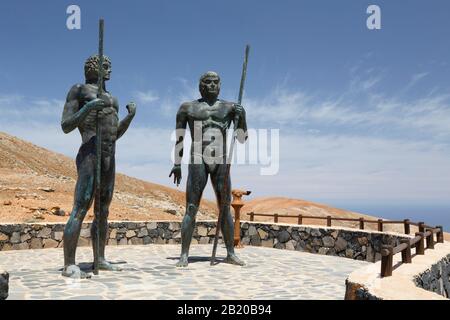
169;45;250;267
61;19;137;278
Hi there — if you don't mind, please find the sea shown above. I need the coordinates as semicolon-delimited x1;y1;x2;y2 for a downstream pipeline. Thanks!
340;203;450;232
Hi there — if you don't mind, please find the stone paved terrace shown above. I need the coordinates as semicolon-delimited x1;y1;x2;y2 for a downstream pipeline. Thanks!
0;244;369;300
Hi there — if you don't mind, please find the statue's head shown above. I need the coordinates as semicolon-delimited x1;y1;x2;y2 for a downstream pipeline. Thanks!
199;71;221;99
84;54;112;82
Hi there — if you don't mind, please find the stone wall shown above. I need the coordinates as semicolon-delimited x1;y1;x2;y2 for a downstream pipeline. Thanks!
0;221;408;262
414;254;450;298
240;222;407;262
0;270;8;300
0;221;220;251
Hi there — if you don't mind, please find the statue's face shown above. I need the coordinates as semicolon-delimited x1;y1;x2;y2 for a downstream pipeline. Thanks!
102;60;111;80
200;75;220;98
84;55;112;82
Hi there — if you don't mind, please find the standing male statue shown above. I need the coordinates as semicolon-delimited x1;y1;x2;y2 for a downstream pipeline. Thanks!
169;71;247;267
61;55;136;278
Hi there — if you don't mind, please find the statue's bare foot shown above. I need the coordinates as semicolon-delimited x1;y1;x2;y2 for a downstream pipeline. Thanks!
225;254;245;266
176;254;189;267
62;265;92;279
98;260;123;271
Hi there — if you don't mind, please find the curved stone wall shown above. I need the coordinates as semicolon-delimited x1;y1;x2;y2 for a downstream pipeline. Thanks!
345;241;450;300
414;254;450;298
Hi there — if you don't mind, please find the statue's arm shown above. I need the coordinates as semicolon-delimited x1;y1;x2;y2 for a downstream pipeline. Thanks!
174;103;188;166
233;103;248;143
61;85;86;134
61;85;103;134
117;100;136;139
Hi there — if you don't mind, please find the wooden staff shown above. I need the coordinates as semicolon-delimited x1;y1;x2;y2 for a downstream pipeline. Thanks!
211;45;250;265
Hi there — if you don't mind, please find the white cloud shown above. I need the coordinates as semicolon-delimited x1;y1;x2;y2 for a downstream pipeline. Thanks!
133;90;159;105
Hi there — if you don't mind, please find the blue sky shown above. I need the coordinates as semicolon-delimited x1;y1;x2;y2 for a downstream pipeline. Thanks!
1;1;450;219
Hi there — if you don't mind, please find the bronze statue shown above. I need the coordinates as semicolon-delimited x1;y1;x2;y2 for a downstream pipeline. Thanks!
60;53;136;278
169;71;248;267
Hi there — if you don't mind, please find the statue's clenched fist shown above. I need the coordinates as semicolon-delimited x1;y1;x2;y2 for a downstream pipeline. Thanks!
126;102;136;116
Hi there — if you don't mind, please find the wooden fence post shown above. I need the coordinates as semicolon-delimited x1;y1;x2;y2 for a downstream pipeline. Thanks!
274;213;278;223
381;245;393;277
378;219;383;232
416;232;425;255
426;229;434;249
400;239;412;263
298;214;303;225
404;219;410;234
418;222;425;233
436;226;444;243
327;216;332;227
249;212;254;222
359;218;364;230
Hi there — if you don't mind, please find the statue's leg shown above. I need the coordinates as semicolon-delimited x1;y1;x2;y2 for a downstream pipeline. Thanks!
210;164;245;266
91;153;120;271
62;141;96;278
176;163;208;267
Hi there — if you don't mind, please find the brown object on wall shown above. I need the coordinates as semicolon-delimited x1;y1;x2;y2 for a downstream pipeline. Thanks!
231;189;251;248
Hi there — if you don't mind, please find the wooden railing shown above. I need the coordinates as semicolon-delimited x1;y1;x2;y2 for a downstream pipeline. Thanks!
380;225;445;277
246;212;445;278
247;212;416;234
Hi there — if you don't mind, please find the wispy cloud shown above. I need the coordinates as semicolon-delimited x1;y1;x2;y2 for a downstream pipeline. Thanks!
133;90;159;105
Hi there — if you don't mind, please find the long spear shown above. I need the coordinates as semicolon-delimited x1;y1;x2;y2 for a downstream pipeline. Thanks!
211;45;250;266
93;18;104;276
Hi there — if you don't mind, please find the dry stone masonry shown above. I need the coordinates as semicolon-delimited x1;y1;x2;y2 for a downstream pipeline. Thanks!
240;222;406;262
414;254;450;298
0;221;407;262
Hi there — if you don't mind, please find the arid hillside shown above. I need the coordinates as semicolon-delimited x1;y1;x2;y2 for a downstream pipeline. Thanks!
0;131;217;223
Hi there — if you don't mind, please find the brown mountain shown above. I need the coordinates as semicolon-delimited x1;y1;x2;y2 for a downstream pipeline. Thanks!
0;131;217;223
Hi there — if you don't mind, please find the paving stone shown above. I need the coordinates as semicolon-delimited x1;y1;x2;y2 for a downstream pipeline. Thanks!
0;244;370;300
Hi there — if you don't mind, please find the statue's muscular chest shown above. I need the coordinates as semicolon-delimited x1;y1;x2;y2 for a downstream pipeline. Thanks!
188;102;231;130
78;85;119;133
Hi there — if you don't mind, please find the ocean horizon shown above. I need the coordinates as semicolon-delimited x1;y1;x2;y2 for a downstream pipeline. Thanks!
340;203;450;232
